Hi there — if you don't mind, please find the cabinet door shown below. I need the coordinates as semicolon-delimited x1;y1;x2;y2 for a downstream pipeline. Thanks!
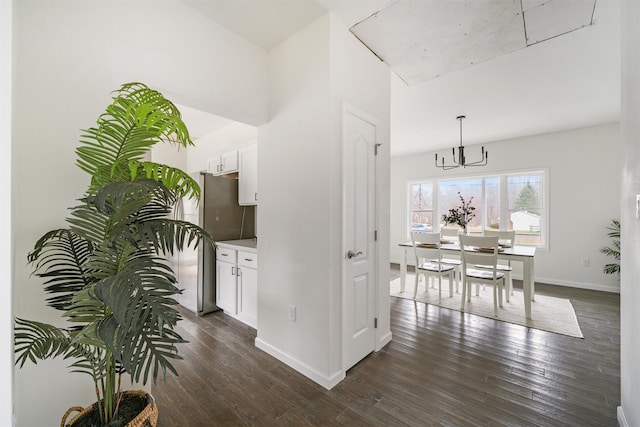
238;144;258;205
208;155;222;175
220;149;238;174
237;266;257;328
216;260;237;314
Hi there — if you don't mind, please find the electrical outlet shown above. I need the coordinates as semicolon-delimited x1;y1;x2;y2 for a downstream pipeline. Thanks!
288;305;296;322
580;258;590;268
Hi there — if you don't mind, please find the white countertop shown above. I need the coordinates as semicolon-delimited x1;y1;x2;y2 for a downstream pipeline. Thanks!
216;238;258;252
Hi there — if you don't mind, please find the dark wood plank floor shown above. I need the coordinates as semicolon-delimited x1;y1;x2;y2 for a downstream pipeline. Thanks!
153;265;620;426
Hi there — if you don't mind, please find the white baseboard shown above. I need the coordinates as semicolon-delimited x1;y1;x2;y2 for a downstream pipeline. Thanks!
254;338;345;390
524;275;619;294
376;330;392;351
618;406;628;427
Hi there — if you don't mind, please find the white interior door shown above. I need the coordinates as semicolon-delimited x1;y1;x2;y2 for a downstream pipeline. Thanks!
343;105;377;371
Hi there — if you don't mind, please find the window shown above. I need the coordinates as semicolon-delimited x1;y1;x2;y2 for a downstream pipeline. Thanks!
408;169;547;247
410;183;433;232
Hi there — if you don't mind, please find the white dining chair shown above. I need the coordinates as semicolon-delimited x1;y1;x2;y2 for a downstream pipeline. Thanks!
475;229;515;302
459;235;506;316
411;231;456;300
436;227;462;292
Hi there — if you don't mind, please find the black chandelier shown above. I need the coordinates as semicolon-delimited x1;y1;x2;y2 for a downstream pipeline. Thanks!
435;115;488;170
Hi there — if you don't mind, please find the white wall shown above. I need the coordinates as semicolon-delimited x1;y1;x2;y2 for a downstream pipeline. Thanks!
256;13;390;388
256;14;335;386
329;16;392;358
12;1;268;425
1;1;13;425
619;0;640;424
391;123;621;293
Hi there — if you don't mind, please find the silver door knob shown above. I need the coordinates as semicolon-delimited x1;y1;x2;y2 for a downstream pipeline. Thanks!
346;250;363;259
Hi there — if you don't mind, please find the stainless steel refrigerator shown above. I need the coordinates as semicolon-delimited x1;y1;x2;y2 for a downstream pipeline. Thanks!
172;172;255;315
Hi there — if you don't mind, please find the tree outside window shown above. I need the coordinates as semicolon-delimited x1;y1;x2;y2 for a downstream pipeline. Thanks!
508;175;543;245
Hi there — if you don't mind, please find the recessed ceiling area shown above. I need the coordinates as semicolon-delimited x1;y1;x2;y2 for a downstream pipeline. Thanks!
350;0;596;85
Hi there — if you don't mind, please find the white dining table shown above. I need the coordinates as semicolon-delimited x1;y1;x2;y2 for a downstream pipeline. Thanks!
398;241;537;319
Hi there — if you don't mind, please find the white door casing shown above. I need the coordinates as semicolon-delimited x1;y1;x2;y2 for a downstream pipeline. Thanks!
342;104;378;372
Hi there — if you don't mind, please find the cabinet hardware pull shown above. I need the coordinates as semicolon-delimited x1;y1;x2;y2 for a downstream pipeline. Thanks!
244;258;252;262
221;253;228;256
231;266;235;275
254;193;257;201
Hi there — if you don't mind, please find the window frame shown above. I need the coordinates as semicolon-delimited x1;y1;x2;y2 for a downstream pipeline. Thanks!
407;168;549;250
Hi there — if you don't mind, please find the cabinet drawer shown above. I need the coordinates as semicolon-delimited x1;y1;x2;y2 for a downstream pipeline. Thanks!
238;251;258;269
216;246;236;263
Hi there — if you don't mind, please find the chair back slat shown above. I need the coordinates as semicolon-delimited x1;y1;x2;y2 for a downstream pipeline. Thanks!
459;235;500;268
483;229;516;247
411;231;442;264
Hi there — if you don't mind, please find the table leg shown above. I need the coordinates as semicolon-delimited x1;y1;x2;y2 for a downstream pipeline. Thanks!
400;247;407;292
531;257;535;302
523;258;533;319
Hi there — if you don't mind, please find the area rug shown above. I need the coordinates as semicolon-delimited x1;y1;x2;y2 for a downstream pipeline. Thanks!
390;275;584;338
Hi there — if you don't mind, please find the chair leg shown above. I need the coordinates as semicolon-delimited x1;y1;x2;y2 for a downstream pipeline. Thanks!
413;271;420;299
448;272;453;297
438;275;442;300
460;277;467;310
509;272;514;296
493;285;498;316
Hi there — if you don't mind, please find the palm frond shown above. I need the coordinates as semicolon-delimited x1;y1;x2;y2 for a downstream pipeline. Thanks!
603;263;621;275
27;229;95;311
14;319;73;367
136;218;211;256
128;161;200;201
67;202;111;244
601;218;621;275
75;82;193;189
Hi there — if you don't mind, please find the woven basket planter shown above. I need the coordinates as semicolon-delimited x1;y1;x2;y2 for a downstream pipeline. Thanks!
60;390;158;427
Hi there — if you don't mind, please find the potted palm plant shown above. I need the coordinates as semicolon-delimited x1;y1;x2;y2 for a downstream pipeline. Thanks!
14;82;211;426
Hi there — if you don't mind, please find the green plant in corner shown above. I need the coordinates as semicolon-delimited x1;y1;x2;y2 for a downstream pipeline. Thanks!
14;83;211;426
600;218;620;275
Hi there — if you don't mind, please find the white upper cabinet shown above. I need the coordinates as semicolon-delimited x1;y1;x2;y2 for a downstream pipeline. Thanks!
238;142;258;205
208;148;239;175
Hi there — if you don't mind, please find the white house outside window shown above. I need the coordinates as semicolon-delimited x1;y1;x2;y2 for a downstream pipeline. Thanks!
408;169;548;248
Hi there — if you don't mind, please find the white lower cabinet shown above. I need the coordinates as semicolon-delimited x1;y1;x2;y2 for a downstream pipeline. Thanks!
237;251;257;328
216;247;237;314
216;244;257;328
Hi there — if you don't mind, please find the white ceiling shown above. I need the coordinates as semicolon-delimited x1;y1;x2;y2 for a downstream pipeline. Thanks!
179;0;621;157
